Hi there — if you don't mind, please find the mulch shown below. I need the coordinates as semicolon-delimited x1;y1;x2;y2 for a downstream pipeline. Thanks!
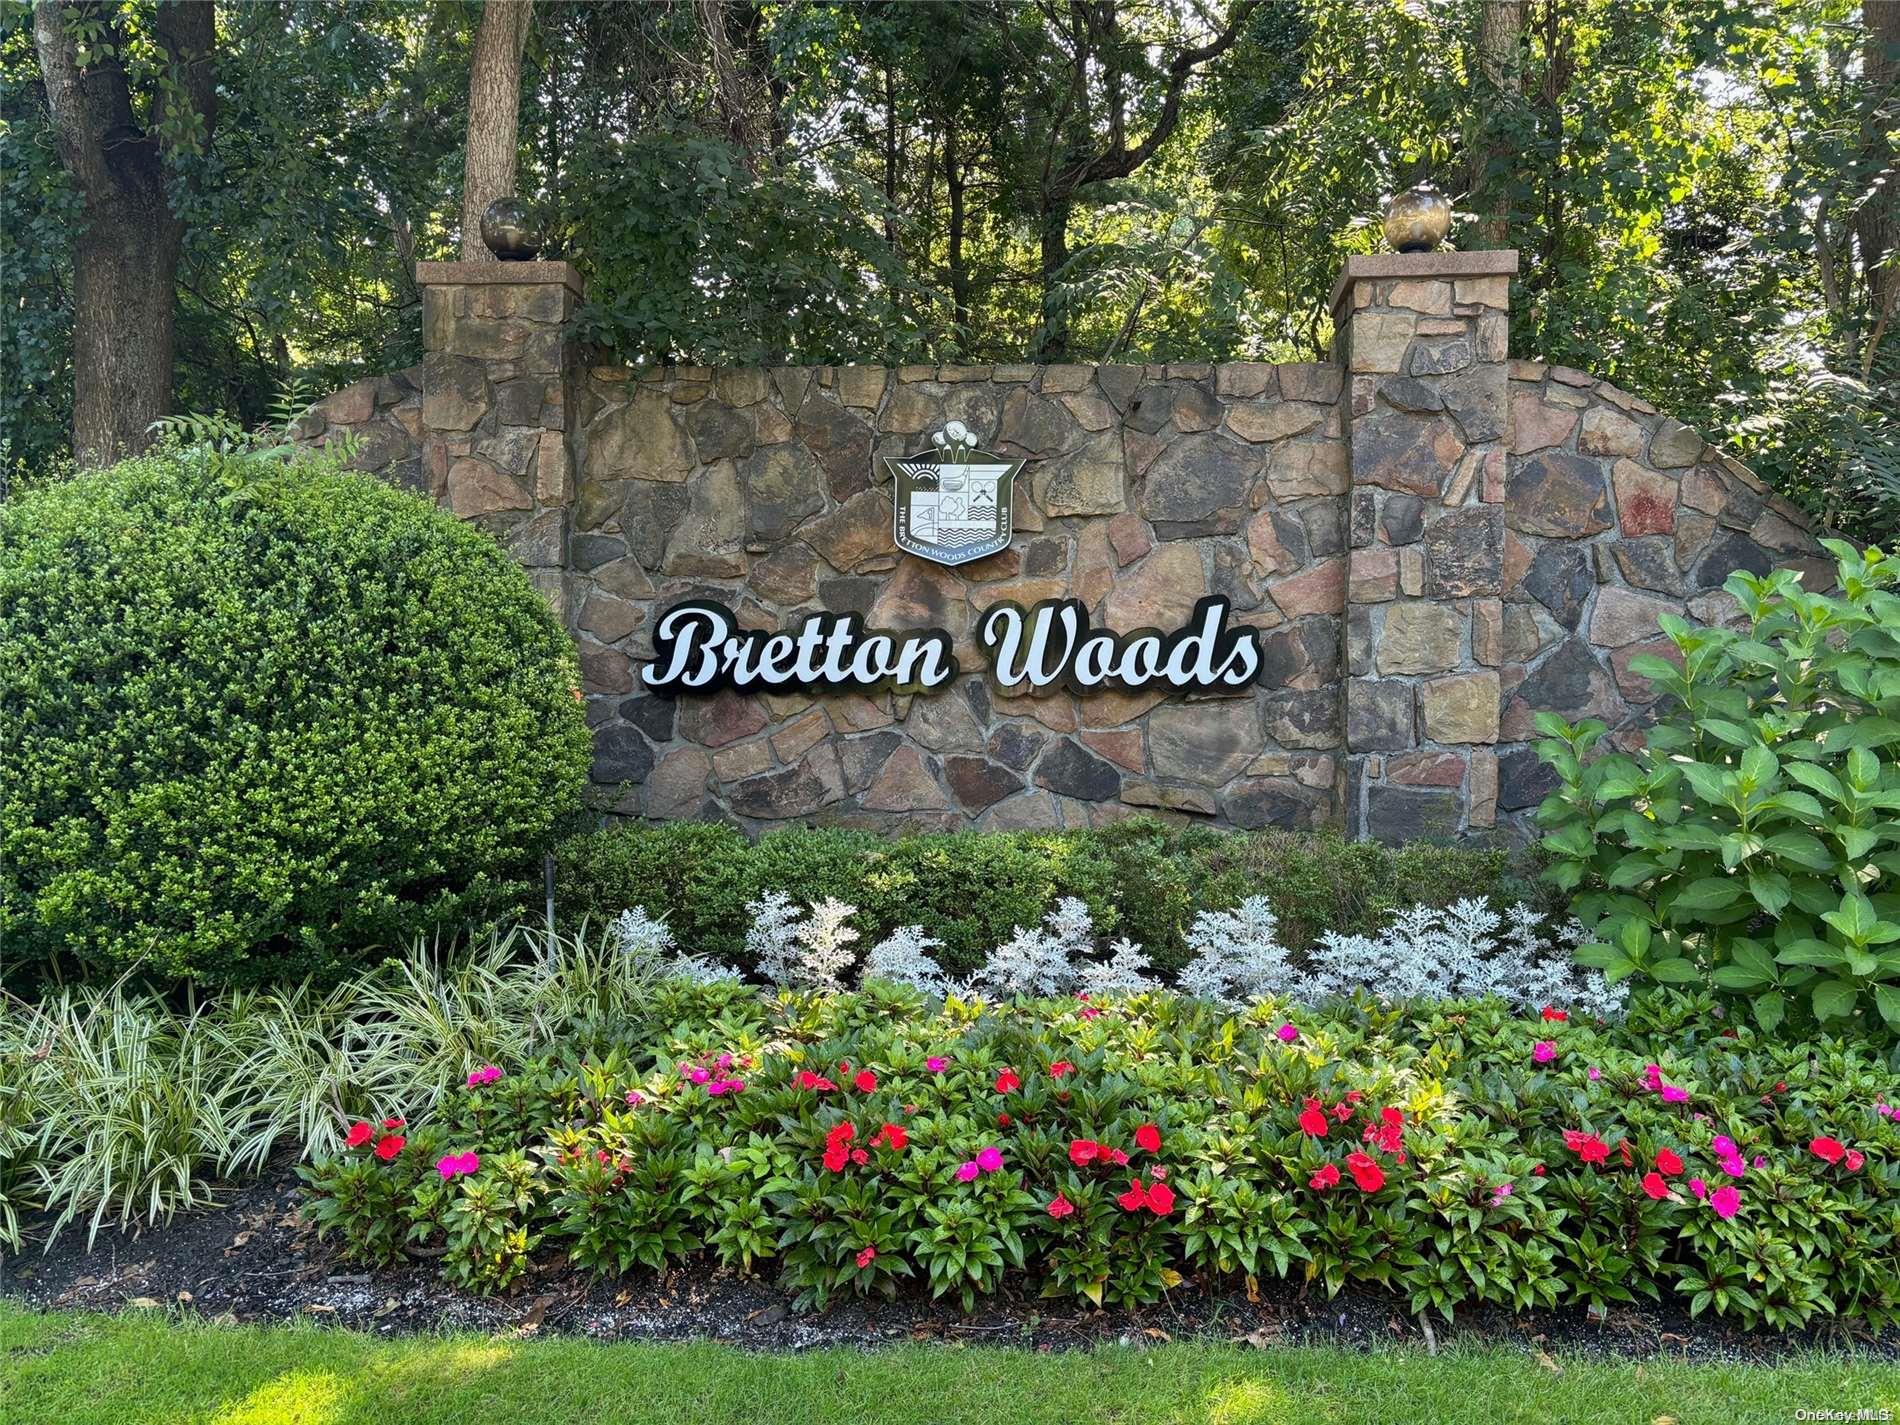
3;1156;1893;1364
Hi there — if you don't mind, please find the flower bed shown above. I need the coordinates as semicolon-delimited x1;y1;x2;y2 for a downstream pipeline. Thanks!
299;984;1900;1330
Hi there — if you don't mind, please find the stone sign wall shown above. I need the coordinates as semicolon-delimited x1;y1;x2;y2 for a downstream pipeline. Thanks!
294;250;1831;841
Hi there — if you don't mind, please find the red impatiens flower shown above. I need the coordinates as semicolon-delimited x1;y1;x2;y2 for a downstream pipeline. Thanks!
1332;1101;1355;1122
1810;1136;1846;1164
1344;1151;1384;1193
997;1113;1012;1127
1298;1098;1330;1138
1050;1061;1075;1079
373;1134;405;1161
1540;1006;1569;1022
870;1122;908;1152
1563;1130;1610;1165
850;1148;868;1166
1309;1163;1340;1190
1655;1148;1684;1176
1116;1177;1173;1215
1846;1150;1865;1172
1640;1172;1670;1200
798;1070;837;1093
1134;1123;1161;1154
856;1246;877;1268
1069;1139;1100;1166
382;1118;405;1130
822;1121;856;1173
345;1121;373;1149
853;1070;878;1093
1363;1106;1404;1155
1047;1195;1075;1219
994;1068;1021;1094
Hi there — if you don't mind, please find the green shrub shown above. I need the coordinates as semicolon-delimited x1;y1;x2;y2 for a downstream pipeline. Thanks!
553;819;1545;976
1535;542;1900;1040
0;445;593;988
300;986;1900;1328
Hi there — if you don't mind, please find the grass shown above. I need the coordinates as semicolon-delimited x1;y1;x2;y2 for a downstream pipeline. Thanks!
1;1302;1895;1425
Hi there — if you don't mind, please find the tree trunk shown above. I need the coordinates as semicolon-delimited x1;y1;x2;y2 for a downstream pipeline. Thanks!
946;125;970;336
1033;203;1072;361
32;0;215;467
1855;0;1899;375
1469;0;1523;246
460;0;534;261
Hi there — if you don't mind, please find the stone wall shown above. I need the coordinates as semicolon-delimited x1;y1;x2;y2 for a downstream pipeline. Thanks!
569;360;1351;832
300;250;1833;842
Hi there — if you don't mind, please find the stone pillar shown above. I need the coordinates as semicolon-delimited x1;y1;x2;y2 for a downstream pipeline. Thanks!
1332;250;1517;842
414;260;585;616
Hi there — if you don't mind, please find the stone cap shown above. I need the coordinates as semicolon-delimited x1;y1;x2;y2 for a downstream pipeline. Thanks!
1328;249;1517;320
415;259;585;297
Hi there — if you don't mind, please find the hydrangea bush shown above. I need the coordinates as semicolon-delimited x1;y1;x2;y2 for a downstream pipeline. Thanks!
300;985;1900;1328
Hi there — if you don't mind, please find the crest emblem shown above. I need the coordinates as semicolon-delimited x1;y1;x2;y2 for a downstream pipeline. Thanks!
882;421;1023;567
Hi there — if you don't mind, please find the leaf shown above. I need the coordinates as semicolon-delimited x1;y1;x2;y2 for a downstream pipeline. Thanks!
1754;991;1787;1033
1811;978;1859;1021
1671;877;1743;913
1875;983;1900;1031
1650;957;1705;985
1747;870;1792;916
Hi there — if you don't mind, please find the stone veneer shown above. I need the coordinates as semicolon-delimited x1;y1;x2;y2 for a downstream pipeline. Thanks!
296;251;1830;842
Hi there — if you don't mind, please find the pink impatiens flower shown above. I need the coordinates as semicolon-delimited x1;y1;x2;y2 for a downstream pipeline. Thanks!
926;1057;947;1073
465;1065;501;1089
1276;1023;1299;1043
1710;1185;1741;1220
1587;1067;1601;1081
1660;1084;1690;1104
856;1246;877;1269
955;1160;980;1182
436;1151;480;1180
1047;1195;1075;1219
1532;1041;1557;1064
975;1146;1004;1173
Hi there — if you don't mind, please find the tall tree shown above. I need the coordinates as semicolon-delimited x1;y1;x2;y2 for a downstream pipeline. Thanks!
30;0;216;466
1027;0;1260;359
1466;0;1524;244
459;0;533;260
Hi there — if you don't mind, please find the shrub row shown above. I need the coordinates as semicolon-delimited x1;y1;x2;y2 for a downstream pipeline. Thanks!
301;984;1900;1330
554;820;1546;978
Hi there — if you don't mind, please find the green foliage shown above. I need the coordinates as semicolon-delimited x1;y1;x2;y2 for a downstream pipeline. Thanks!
553;821;1543;978
296;985;1900;1329
0;446;593;988
1534;542;1900;1040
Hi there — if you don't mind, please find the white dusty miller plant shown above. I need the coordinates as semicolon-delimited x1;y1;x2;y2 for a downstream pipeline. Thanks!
861;925;952;997
747;892;862;992
609;906;739;985
1177;896;1623;1016
970;898;1157;999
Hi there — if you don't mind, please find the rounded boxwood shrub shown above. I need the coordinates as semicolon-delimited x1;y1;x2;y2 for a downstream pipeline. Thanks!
0;446;594;987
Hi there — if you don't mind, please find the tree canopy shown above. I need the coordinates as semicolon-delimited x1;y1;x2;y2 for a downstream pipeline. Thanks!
3;0;1896;539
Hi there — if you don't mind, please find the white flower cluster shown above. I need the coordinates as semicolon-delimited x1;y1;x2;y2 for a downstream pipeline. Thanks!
608;906;739;985
746;891;861;992
616;890;1621;1018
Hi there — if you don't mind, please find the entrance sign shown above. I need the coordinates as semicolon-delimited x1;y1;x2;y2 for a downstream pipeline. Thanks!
884;421;1022;567
643;596;1261;697
643;600;957;693
978;595;1259;693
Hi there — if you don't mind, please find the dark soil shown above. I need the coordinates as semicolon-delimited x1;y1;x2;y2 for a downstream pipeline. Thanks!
2;1157;1892;1364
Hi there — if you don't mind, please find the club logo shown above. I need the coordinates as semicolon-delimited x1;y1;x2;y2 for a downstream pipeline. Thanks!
882;421;1023;567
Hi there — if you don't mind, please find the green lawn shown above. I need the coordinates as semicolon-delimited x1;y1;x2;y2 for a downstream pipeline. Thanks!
1;1303;1895;1425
